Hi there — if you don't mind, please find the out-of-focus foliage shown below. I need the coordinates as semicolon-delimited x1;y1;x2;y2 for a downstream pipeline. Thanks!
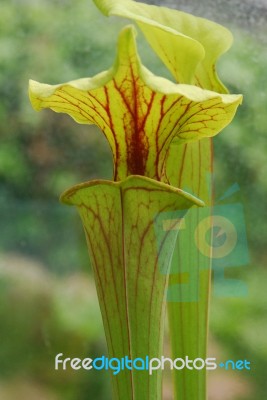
0;0;266;399
210;267;267;400
213;30;267;400
0;255;110;400
215;30;267;256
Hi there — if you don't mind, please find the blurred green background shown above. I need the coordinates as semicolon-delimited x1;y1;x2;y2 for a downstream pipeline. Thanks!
0;0;266;399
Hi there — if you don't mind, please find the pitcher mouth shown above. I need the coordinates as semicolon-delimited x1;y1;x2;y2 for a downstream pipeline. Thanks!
60;175;205;208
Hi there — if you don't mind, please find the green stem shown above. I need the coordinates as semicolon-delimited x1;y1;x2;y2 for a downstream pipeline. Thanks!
165;139;213;400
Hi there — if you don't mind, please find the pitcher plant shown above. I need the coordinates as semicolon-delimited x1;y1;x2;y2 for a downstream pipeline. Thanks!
29;1;242;399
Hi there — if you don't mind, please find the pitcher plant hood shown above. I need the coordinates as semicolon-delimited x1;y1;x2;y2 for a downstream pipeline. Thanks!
29;26;242;182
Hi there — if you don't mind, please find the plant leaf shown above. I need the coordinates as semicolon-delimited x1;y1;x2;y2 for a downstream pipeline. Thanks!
29;26;241;182
165;139;213;400
61;175;203;400
93;0;233;92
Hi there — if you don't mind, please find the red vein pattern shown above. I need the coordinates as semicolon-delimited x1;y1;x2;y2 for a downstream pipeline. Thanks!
29;27;241;184
61;176;200;400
